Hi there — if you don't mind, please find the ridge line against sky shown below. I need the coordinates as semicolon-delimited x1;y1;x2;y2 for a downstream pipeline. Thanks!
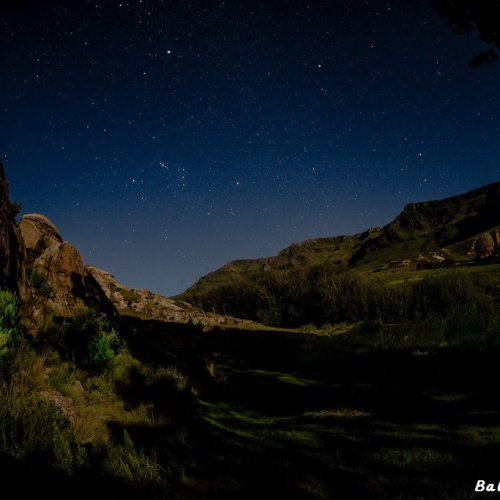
1;0;499;296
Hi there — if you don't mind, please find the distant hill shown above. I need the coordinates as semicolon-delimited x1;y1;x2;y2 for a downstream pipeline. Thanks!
179;181;500;303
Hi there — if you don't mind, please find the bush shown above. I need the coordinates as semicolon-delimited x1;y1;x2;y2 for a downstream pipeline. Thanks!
29;270;54;298
0;389;64;460
409;272;477;320
88;329;121;369
8;199;22;222
103;430;167;489
37;305;121;370
0;290;22;369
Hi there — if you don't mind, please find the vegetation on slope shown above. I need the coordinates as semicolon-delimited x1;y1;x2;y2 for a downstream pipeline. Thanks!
0;293;195;499
182;263;499;337
179;181;500;309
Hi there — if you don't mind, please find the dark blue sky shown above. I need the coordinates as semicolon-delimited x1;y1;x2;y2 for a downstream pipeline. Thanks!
1;1;499;296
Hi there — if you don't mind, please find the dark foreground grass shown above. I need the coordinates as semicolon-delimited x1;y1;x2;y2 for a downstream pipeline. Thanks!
174;327;500;499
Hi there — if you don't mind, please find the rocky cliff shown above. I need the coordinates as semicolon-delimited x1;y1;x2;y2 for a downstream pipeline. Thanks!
0;159;27;298
0;159;238;328
348;181;500;265
0;158;115;323
15;212;115;323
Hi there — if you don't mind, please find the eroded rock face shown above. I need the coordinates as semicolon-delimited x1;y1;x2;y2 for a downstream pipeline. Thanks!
31;242;87;316
86;265;252;327
0;159;27;297
19;213;63;266
16;212;113;318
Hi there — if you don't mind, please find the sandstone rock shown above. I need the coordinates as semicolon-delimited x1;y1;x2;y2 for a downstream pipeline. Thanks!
38;391;76;423
34;241;85;277
85;265;248;327
0;158;27;297
475;233;495;260
32;242;87;316
19;213;62;265
86;265;189;321
84;266;116;297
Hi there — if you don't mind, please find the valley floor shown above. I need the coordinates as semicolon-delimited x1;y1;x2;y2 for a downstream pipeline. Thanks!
127;323;500;499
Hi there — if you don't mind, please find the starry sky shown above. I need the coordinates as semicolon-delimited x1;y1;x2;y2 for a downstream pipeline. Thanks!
1;1;499;296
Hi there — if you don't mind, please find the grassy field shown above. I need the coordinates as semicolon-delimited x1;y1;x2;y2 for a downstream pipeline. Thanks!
116;320;500;499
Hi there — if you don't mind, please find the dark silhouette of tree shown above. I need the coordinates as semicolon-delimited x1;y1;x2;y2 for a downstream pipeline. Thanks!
433;0;500;67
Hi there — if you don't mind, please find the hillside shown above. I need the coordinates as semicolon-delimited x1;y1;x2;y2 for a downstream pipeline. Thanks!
180;181;500;298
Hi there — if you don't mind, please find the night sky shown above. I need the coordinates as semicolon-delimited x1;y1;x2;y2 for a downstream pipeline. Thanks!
1;1;499;296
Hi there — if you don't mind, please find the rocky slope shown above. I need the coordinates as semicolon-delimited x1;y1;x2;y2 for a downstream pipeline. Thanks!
0;159;241;329
86;265;245;326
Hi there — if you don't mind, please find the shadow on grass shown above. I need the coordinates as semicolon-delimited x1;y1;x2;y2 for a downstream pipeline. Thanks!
175;327;500;498
39;317;498;499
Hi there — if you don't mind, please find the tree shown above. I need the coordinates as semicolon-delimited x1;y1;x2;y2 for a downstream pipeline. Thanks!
433;1;500;67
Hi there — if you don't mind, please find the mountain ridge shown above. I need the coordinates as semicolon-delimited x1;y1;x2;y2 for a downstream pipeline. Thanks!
180;181;500;298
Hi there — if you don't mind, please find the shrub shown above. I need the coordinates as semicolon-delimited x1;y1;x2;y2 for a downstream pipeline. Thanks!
0;389;64;460
52;423;89;474
29;270;54;298
88;329;121;369
7;199;22;222
409;272;477;320
0;290;22;369
37;305;122;370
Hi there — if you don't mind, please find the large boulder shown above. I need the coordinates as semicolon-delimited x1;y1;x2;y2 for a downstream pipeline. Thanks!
473;230;500;261
19;213;63;266
474;233;495;260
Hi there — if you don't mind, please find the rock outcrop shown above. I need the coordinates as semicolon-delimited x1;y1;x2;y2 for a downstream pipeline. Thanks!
471;230;500;261
86;265;252;327
31;241;87;317
0;161;246;329
0;158;27;298
19;213;63;267
17;212;115;320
